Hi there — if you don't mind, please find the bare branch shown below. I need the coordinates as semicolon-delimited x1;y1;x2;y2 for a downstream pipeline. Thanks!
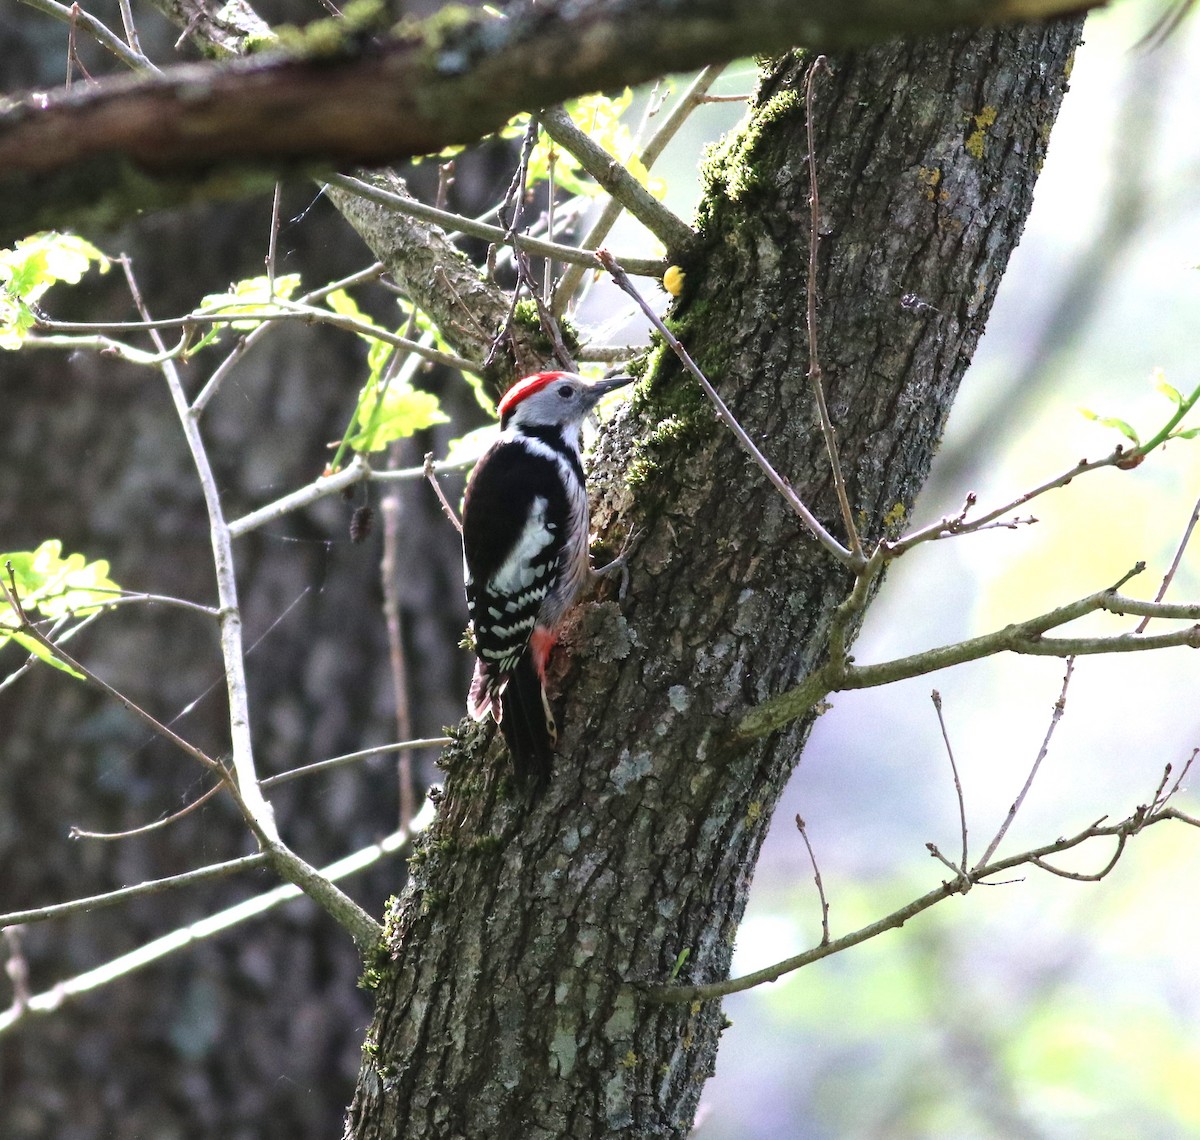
795;815;830;945
0;799;436;1034
1136;489;1200;633
976;659;1075;869
3;928;31;1018
646;797;1200;1005
328;174;667;280
0;853;267;929
1029;834;1126;881
539;107;695;253
931;690;969;875
226;454;474;540
70;781;223;841
20;333;183;365
553;65;723;313
739;574;1200;740
597;250;855;568
424;452;464;534
15;0;159;73
260;738;452;790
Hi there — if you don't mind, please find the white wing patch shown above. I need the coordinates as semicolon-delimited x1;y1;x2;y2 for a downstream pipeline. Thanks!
490;496;555;595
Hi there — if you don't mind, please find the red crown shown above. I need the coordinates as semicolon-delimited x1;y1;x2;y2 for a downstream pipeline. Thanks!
498;371;571;418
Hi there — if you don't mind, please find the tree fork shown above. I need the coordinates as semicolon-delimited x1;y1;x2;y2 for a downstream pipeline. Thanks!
345;20;1083;1140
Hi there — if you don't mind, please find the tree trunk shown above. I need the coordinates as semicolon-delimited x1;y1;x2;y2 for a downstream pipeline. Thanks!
345;21;1083;1139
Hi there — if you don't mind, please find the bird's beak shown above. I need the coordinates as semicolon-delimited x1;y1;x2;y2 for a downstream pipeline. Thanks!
588;373;634;401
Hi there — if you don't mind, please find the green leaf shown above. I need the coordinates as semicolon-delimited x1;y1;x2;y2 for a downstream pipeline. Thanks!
7;630;85;679
502;89;668;200
1079;407;1140;445
0;232;110;349
348;384;449;452
2;539;121;621
197;273;302;330
1156;379;1184;408
1172;426;1200;440
326;286;369;324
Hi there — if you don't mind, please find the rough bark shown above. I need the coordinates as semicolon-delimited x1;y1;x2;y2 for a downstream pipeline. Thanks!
0;0;1102;242
344;20;1084;1139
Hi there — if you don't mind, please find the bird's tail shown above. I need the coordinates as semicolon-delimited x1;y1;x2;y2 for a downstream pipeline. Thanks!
468;652;556;782
500;651;557;782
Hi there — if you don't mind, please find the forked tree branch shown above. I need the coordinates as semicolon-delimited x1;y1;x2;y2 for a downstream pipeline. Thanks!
739;577;1200;738
0;799;436;1034
647;794;1200;1005
539;107;694;253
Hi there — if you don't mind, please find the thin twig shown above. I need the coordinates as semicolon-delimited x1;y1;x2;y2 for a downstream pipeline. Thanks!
11;586;218;621
115;0;141;55
260;738;452;789
976;658;1075;870
544;147;557;307
19;333;184;365
266;182;283;296
803;56;862;561
0;611;101;694
891;376;1200;557
553;65;722;313
795;815;831;945
645;798;1200;1005
1030;834;1127;881
424;452;464;533
540;107;694;252
925;842;962;878
228;456;370;537
226;454;475;540
190;262;387;414
16;0;159;71
931;690;969;875
1136;489;1200;633
65;2;78;87
0;854;267;930
70;780;223;841
1;567;232;783
598;249;855;567
329;174;666;279
0;800;435;1034
1164;748;1198;806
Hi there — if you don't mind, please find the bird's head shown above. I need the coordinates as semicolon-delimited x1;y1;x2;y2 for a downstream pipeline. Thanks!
498;371;632;431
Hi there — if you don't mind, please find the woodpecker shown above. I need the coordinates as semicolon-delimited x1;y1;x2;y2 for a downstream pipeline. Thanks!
462;370;633;780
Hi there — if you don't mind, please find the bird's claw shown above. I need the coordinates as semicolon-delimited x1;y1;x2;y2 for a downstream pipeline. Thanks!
592;528;641;601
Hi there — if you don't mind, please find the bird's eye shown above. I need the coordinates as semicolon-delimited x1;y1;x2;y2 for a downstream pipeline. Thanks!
558;384;574;399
